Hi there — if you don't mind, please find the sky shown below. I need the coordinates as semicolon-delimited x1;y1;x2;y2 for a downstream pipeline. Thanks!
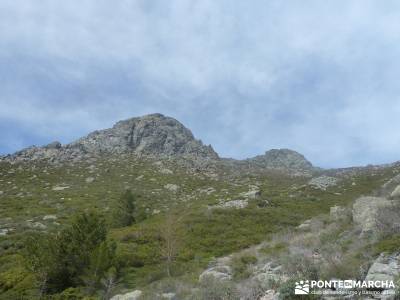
1;0;400;168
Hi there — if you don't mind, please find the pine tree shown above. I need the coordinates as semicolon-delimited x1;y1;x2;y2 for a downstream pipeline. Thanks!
111;190;136;227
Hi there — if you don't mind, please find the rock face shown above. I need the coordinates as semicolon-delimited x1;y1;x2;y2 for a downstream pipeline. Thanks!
365;253;400;283
4;114;219;163
2;114;317;176
69;114;218;159
247;149;313;172
352;196;399;237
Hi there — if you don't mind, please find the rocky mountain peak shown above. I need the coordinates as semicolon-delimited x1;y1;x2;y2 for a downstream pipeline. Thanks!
69;113;218;159
247;148;313;171
4;113;219;162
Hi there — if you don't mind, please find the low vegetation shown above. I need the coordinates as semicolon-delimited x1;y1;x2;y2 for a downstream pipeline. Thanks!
0;156;399;299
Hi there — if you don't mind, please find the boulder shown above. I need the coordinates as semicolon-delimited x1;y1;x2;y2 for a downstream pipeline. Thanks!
45;141;62;149
309;176;338;190
159;168;173;175
0;229;9;236
260;290;280;300
297;219;312;231
164;184;179;192
26;221;47;230
352;197;396;237
52;186;70;191
365;253;400;298
215;199;248;209
161;292;176;299
43;215;57;221
241;188;261;199
85;177;95;183
390;185;400;198
110;290;142;300
253;262;287;289
330;206;350;221
199;256;233;282
199;265;232;282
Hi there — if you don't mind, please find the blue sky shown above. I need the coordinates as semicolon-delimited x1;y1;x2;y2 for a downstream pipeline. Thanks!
1;0;400;167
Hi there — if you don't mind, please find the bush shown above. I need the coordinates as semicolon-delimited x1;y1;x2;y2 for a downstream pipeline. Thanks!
280;254;319;280
197;276;239;300
231;254;257;280
24;212;117;295
374;235;400;255
111;190;136;228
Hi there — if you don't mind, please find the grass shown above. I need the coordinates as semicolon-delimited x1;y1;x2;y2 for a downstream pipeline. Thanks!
373;235;400;255
0;155;399;297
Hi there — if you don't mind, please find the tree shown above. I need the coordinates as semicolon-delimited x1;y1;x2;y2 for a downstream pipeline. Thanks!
80;240;117;294
24;233;63;296
58;212;108;287
100;267;118;300
159;213;182;277
111;190;136;227
24;211;117;295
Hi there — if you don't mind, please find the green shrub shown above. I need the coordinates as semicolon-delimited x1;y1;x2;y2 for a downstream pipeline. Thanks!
24;212;117;295
111;190;137;228
374;235;400;255
197;275;239;300
231;254;257;280
261;242;288;256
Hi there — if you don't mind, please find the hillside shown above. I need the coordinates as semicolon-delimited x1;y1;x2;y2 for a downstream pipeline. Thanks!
1;114;400;299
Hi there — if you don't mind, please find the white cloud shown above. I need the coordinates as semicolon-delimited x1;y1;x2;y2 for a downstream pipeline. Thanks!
1;0;400;167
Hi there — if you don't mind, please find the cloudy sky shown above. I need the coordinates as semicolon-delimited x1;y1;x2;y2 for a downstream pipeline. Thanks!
1;0;400;167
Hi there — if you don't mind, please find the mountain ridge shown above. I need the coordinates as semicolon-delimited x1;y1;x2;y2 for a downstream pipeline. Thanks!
1;113;314;173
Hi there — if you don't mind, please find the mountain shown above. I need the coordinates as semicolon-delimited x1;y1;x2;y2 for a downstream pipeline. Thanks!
2;113;400;299
2;113;316;174
3;113;219;163
247;148;313;171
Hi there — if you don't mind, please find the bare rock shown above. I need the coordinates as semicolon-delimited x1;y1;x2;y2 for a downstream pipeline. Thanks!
164;184;179;192
26;221;47;230
241;187;261;199
43;215;57;221
159;168;173;175
0;229;9;236
247;149;313;172
297;219;312;231
309;176;338;190
52;186;70;191
260;290;280;300
330;206;351;221
85;177;95;183
110;290;142;300
390;185;400;198
365;253;400;296
352;197;398;237
214;199;248;209
161;292;176;299
199;260;232;283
